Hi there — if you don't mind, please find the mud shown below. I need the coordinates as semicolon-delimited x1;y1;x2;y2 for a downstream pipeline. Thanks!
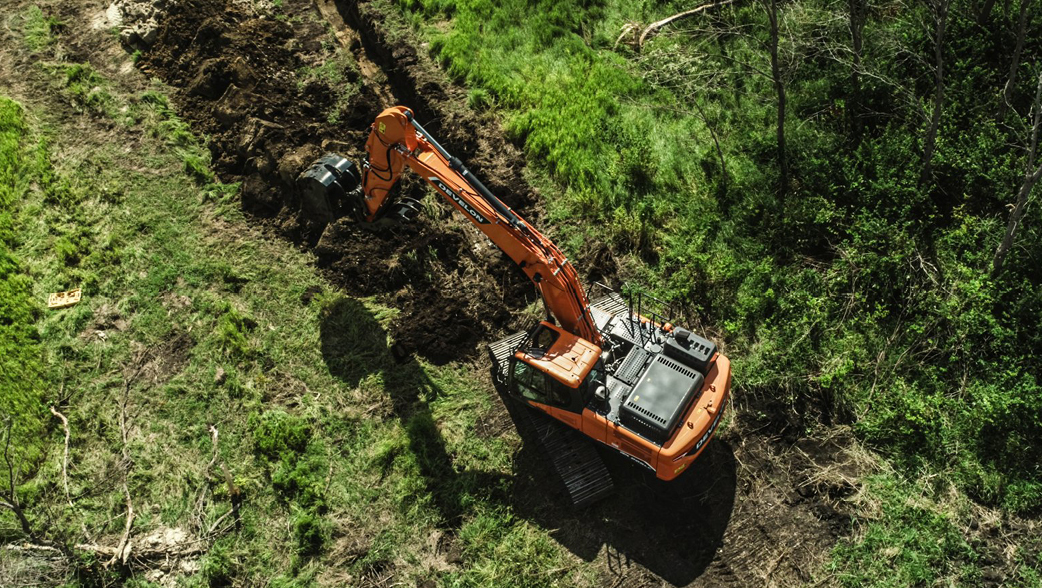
138;0;538;363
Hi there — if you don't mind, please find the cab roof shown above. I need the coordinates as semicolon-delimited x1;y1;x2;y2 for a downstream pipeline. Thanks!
514;322;601;388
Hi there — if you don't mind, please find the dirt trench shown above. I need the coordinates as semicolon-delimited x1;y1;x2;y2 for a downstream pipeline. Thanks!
136;0;538;363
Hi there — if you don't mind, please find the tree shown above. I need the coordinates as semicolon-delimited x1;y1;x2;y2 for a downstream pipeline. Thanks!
977;0;997;24
998;0;1031;120
993;69;1042;278
764;0;789;195
848;0;867;142
920;0;949;185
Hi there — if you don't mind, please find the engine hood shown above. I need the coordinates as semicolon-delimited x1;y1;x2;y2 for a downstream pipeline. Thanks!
619;355;705;444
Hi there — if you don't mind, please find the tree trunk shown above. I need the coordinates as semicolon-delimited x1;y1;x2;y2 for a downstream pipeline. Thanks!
767;0;788;196
920;0;948;186
849;0;866;142
993;70;1042;277
977;0;997;23
998;0;1030;120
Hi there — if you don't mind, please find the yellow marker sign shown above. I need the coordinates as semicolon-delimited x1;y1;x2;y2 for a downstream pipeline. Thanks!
48;288;81;309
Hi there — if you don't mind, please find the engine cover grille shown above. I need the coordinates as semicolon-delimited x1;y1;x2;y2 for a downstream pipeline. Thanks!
620;355;704;444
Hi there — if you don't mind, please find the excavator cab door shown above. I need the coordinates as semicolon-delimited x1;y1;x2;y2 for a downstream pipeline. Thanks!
506;322;600;415
508;357;578;411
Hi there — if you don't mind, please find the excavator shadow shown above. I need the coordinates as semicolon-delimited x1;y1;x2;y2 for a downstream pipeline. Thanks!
320;297;736;584
494;376;738;585
318;296;512;527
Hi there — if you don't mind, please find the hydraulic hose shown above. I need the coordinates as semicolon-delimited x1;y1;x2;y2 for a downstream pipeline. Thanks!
407;111;523;230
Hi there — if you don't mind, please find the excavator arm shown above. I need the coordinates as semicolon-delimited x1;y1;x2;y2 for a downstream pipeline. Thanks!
357;106;601;346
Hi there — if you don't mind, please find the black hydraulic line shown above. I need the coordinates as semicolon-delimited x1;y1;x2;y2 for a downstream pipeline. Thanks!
406;110;523;230
405;110;452;160
404;110;598;342
453;160;523;230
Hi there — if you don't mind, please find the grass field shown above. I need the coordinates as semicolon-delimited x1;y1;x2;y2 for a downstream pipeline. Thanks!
2;0;1041;586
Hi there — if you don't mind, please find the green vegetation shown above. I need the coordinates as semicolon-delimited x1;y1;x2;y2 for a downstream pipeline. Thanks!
19;5;60;52
829;471;1042;587
829;474;980;587
397;0;1042;512
43;63;117;116
0;97;47;469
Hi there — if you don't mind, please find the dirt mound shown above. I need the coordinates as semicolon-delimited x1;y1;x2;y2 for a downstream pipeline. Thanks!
112;0;175;47
138;0;539;362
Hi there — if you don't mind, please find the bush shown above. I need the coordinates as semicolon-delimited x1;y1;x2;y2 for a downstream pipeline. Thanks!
292;508;331;556
215;302;254;357
250;410;311;461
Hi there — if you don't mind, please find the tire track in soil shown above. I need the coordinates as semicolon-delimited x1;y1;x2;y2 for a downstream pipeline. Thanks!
134;1;863;586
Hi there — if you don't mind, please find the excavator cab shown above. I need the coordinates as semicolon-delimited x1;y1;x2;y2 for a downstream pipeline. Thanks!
507;322;601;414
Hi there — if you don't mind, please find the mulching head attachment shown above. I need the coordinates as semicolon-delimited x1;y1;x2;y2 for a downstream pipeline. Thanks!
297;153;362;224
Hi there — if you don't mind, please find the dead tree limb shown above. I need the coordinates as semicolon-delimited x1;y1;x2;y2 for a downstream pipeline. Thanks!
106;353;149;568
49;407;72;508
0;418;34;539
109;388;134;567
203;425;241;531
998;0;1031;119
637;0;739;49
993;69;1042;277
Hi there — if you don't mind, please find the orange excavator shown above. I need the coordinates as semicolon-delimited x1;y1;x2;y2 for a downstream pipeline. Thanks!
300;106;731;505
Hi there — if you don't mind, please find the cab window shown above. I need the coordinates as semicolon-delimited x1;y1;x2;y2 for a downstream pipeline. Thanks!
513;360;572;407
513;359;549;403
524;325;559;359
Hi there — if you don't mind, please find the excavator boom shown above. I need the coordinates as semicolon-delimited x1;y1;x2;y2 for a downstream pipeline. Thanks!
358;106;600;345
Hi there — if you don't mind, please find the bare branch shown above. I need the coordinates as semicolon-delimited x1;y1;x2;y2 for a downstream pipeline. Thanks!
993;68;1042;277
48;407;72;508
105;351;150;568
998;0;1031;119
638;0;740;49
